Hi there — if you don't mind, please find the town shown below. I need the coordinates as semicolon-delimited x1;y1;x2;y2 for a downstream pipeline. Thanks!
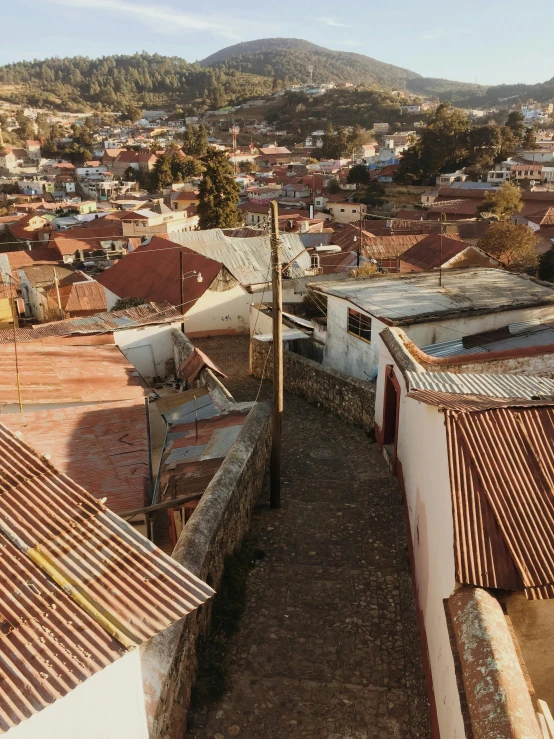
0;25;554;739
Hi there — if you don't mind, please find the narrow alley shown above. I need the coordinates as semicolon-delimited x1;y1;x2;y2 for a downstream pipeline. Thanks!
188;337;432;738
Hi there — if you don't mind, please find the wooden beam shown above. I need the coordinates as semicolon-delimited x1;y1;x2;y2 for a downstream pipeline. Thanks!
120;491;203;518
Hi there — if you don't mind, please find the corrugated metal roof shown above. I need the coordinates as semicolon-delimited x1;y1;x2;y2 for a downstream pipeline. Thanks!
0;342;146;405
421;318;554;358
407;389;554;412
181;347;227;384
95;237;222;309
2;400;149;512
407;370;554;400
170;229;311;286
310;269;554;324
446;407;554;598
0;423;213;733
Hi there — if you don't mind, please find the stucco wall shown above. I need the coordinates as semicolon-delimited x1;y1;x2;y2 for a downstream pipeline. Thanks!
141;401;271;739
250;337;376;432
115;322;181;379
324;295;554;381
375;344;466;739
6;651;148;739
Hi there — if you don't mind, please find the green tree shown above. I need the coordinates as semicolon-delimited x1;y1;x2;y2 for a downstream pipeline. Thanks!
150;153;174;190
111;296;146;312
353;181;386;207
15;111;35;141
479;182;523;220
347;164;371;187
477;222;538;271
182;125;208;157
538;249;554;282
326;178;341;194
504;111;526;140
522;126;538;150
122;104;142;123
197;149;242;229
395;103;471;184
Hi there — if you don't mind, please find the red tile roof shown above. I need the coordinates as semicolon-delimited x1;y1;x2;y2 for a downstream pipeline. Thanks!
49;222;124;256
96;236;221;310
2;247;60;269
49;279;107;314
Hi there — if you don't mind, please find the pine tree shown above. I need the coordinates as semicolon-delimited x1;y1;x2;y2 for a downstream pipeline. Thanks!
198;149;242;230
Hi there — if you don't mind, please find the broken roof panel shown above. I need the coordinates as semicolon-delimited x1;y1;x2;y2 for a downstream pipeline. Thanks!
0;423;212;733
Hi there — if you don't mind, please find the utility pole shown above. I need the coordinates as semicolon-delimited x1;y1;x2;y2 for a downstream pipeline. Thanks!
53;268;62;314
439;212;445;288
9;284;22;413
179;249;185;333
270;199;283;509
357;206;364;267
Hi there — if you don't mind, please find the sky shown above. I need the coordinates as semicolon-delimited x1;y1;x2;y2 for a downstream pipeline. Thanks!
1;0;553;86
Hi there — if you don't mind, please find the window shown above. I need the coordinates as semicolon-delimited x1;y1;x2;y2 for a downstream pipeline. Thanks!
340;208;345;212
347;308;372;343
310;254;320;269
352;209;357;213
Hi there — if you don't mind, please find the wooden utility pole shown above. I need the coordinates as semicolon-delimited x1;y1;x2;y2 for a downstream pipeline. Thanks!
179;250;185;333
53;268;62;314
357;207;364;267
270;199;283;509
10;290;22;413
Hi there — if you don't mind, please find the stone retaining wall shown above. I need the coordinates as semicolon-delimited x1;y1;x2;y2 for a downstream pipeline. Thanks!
250;337;375;432
141;337;271;738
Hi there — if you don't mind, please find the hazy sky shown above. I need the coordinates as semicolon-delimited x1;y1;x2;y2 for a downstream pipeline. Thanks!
2;0;553;86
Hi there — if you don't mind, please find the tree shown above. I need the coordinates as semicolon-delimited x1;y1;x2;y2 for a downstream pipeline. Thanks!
522;126;538;151
538;249;554;282
395;103;471;184
353;181;386;207
15;111;35;141
111;296;146;311
197;149;242;229
504;111;525;141
122;104;142;123
347;164;371;187
479;182;523;220
477;222;538;271
182;125;208;157
150;154;174;190
327;178;341;194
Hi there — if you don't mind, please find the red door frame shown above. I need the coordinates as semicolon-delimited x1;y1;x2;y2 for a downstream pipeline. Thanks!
382;365;401;473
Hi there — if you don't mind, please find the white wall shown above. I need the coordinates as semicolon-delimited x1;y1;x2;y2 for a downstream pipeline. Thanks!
324;295;554;381
115;322;182;379
6;650;148;739
375;346;466;739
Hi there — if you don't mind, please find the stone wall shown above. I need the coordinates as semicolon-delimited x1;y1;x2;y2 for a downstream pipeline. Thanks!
141;342;271;738
250;337;376;432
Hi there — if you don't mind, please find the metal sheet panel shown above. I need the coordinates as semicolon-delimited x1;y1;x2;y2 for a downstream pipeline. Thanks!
446;407;554;596
0;424;213;733
200;425;243;460
407;370;554;400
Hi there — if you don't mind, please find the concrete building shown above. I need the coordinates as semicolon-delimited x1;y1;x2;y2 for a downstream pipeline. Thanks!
308;269;554;381
373;324;554;738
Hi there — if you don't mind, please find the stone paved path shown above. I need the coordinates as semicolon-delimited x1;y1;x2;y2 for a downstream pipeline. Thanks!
188;337;431;738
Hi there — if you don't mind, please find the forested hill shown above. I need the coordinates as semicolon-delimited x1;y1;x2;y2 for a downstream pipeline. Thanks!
201;38;485;100
201;38;421;89
0;53;274;112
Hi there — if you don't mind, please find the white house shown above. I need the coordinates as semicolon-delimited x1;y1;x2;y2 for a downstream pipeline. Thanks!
373;324;554;738
308;269;554;381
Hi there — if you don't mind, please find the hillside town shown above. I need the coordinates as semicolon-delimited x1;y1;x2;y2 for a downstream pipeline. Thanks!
1;31;554;739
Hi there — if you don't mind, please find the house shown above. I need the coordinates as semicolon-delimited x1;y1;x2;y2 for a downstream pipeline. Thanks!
373;123;390;133
374;324;554;737
257;146;292;165
0;145;26;173
0;422;211;738
170;189;200;211
326;202;367;225
397;233;502;273
0;280;19;329
25;139;41;160
112;150;157;178
435;169;469;187
246;185;282;204
97;231;317;337
308;268;554;380
510;162;543;181
49;222;128;264
120;203;198;236
46;275;107;317
401;105;421;115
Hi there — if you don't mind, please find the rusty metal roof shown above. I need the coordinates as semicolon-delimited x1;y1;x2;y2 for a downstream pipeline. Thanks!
0;342;146;405
407;389;554;412
2;400;149;512
0;302;182;344
181;347;227;384
0;423;213;733
446;407;554;598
